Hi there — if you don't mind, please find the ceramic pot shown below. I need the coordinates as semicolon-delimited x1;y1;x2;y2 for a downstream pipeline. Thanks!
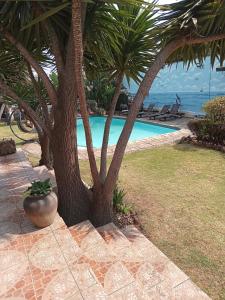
23;192;58;228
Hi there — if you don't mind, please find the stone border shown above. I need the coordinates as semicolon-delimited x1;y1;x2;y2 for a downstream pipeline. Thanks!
21;117;191;160
78;128;191;160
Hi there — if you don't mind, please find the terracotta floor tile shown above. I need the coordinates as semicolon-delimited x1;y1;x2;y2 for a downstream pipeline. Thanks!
103;262;134;294
69;221;104;252
0;249;28;272
41;269;79;300
70;262;98;291
108;282;149;300
0;260;31;298
135;262;164;292
28;233;67;271
0;221;22;250
53;227;81;264
81;284;108;300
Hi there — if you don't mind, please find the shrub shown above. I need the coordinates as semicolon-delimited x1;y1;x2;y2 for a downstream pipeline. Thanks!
203;96;225;123
25;179;52;196
188;97;225;147
113;185;131;214
188;119;225;145
0;138;16;156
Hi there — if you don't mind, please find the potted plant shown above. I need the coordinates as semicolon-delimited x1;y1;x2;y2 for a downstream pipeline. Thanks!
23;179;58;228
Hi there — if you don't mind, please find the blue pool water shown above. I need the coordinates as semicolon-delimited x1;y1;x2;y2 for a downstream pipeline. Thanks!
77;117;177;148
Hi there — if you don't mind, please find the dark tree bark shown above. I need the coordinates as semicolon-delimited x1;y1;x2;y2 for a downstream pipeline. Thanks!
38;132;53;169
51;31;91;225
72;0;100;188
52;88;90;225
100;72;124;182
90;187;113;227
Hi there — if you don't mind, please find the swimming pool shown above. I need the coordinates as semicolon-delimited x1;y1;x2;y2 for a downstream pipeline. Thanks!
77;116;178;148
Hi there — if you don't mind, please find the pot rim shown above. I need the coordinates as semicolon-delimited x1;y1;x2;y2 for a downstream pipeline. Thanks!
25;191;54;201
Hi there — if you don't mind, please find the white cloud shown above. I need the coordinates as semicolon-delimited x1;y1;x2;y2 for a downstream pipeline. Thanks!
158;0;179;3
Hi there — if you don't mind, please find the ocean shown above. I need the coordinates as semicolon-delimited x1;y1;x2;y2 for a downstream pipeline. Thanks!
124;57;225;114
130;91;225;114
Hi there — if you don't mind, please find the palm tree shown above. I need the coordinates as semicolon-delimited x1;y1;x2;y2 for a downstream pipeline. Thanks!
0;1;92;225
98;3;157;181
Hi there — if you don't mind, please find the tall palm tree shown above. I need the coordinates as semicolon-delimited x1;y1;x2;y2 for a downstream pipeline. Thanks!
98;3;157;181
0;1;91;225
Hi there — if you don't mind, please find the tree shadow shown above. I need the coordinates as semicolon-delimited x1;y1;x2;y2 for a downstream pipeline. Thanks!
173;143;199;152
173;142;225;159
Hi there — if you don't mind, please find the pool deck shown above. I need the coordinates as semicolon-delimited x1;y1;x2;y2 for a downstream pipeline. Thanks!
22;117;191;161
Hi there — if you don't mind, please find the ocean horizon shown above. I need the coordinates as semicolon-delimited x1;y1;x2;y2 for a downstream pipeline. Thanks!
127;91;225;114
124;57;225;114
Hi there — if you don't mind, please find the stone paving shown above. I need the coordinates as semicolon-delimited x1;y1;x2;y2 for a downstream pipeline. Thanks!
0;149;211;299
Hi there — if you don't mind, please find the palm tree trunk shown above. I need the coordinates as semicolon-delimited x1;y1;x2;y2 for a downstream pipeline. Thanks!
99;72;124;182
38;132;53;169
71;0;100;188
90;186;113;227
52;84;90;225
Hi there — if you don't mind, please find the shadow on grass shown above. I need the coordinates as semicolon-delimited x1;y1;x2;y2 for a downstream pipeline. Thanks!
173;143;199;152
174;142;225;159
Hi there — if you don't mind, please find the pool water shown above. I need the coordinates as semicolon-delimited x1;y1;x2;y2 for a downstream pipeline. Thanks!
77;116;177;148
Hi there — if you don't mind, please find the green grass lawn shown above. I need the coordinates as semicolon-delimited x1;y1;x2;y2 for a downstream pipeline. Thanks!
0;122;39;166
0;122;37;146
80;144;225;300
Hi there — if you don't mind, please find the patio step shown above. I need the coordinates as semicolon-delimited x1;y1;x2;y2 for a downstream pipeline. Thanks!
121;225;211;299
68;220;145;297
97;222;145;262
33;163;211;299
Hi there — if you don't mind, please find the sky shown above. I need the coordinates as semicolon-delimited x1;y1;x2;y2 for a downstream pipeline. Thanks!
128;0;225;93
158;0;179;3
151;59;225;93
127;58;225;93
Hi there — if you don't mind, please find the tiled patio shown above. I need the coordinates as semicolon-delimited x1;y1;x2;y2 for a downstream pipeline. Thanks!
0;150;210;299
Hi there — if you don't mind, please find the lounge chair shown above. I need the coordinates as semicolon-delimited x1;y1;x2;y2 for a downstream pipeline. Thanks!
120;104;129;115
149;105;170;120
158;104;181;120
137;103;155;117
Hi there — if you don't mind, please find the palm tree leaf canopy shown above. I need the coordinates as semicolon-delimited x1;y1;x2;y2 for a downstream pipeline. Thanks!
159;0;225;67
